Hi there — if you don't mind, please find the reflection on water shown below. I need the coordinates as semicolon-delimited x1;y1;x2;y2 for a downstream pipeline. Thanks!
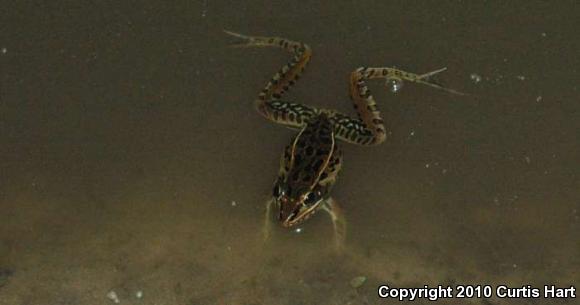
0;1;578;304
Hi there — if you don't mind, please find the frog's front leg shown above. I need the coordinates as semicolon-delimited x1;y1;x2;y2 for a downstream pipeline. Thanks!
321;198;346;252
331;66;463;146
262;198;274;242
225;30;318;129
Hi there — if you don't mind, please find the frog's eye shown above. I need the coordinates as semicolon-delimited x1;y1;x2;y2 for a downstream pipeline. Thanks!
304;192;318;206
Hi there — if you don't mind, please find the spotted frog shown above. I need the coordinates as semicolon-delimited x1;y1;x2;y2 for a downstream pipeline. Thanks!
226;30;462;249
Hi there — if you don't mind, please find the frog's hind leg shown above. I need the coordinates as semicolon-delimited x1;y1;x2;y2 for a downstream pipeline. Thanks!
224;30;317;129
332;66;465;146
321;198;347;252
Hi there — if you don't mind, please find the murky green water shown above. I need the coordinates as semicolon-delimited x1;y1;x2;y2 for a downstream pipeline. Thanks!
1;2;578;304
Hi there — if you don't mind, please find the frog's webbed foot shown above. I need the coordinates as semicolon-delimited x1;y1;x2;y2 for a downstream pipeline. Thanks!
225;30;316;129
224;30;268;48
383;67;467;96
321;198;347;252
224;30;298;50
333;66;466;146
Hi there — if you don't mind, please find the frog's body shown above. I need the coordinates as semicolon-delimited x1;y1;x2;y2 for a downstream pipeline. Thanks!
226;30;462;249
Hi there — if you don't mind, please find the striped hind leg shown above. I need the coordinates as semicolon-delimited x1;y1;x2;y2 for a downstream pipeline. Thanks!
333;66;462;146
225;30;317;128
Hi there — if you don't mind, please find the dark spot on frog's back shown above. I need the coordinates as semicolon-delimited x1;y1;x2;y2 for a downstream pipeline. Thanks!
313;159;323;170
292;170;300;182
316;148;328;156
319;135;332;144
303;163;313;172
293;154;302;165
296;139;306;148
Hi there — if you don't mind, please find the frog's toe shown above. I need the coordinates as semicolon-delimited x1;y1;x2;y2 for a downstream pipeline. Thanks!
223;30;263;48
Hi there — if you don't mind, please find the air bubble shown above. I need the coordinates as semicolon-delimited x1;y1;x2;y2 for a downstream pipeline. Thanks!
386;77;404;93
470;73;482;83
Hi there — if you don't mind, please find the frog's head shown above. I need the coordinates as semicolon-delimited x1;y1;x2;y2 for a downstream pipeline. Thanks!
272;114;342;227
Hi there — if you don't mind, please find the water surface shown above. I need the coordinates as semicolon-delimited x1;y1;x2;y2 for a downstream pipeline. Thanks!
1;1;578;304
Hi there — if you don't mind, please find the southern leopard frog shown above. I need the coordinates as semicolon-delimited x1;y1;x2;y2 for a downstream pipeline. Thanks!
226;30;463;249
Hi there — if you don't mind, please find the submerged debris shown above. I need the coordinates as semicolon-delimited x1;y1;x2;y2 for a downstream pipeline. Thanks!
350;276;367;288
106;290;120;303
